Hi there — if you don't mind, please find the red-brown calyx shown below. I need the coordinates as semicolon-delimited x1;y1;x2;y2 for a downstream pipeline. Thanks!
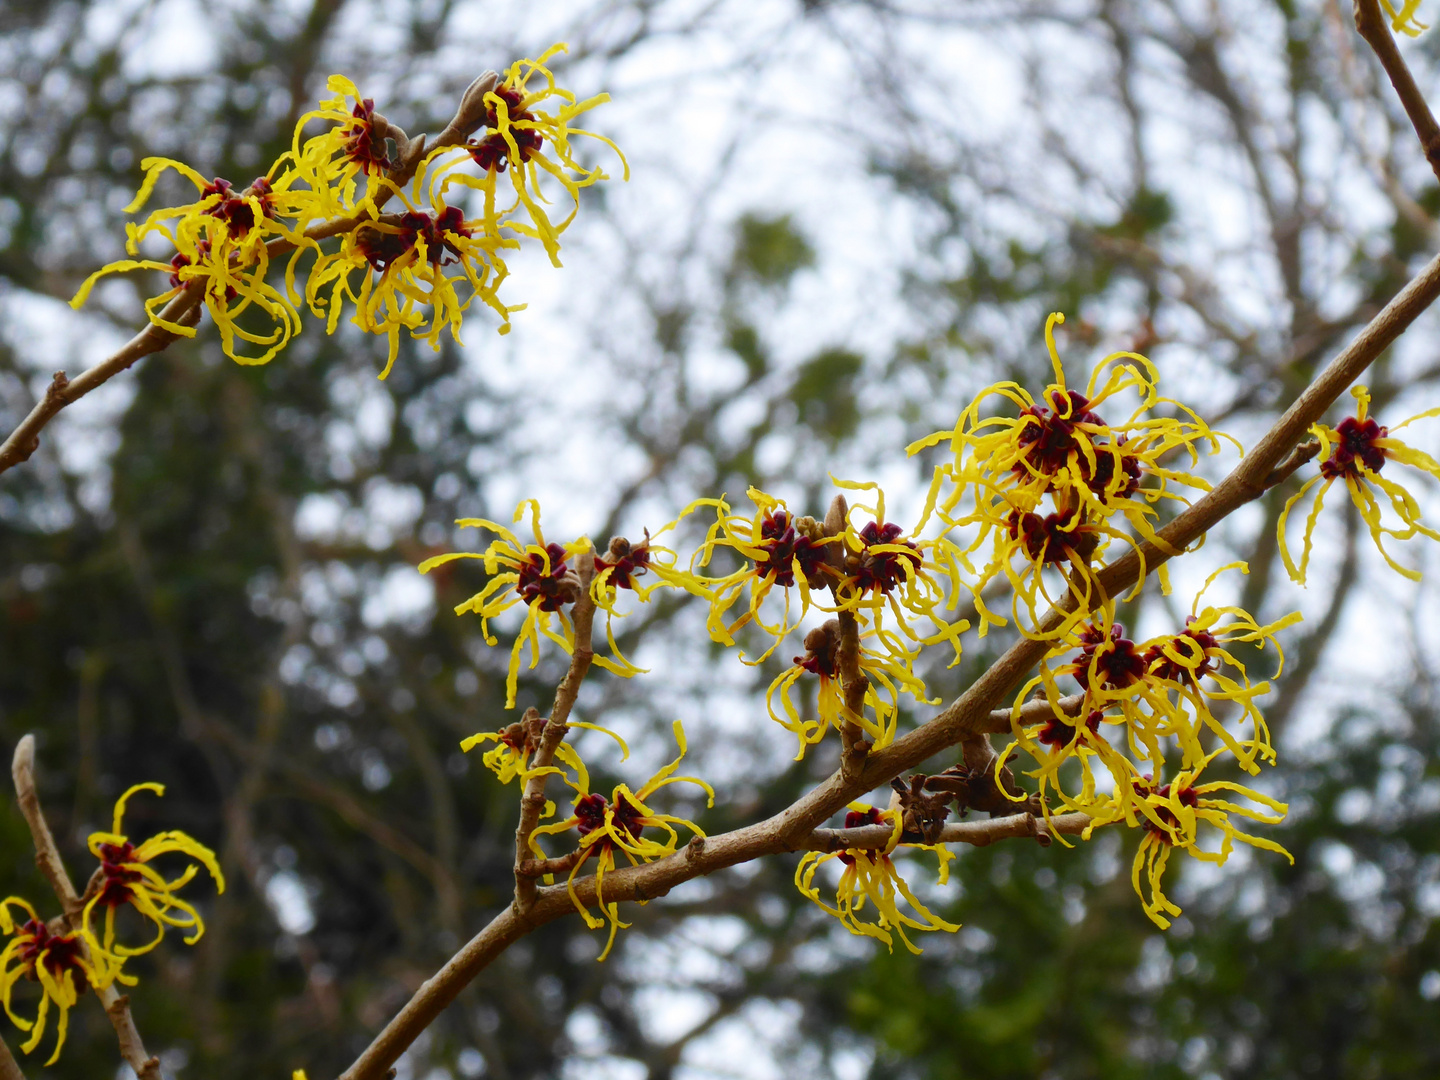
1320;415;1388;480
516;542;580;611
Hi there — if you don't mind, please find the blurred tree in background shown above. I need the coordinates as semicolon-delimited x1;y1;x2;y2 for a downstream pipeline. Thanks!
1;1;1439;1078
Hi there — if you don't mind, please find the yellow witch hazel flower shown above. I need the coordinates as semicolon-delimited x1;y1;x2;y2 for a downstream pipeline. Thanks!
795;805;958;954
420;501;639;709
587;502;724;671
699;488;838;661
827;481;973;664
303;179;515;378
460;713;628;786
0;897;117;1065
765;617;933;760
1083;752;1291;929
80;783;225;972
1280;385;1440;584
531;721;713;960
446;44;628;266
287;76;405;221
69;160;305;365
911;313;1226;638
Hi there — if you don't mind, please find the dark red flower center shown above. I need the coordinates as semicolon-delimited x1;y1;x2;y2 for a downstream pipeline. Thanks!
1320;415;1388;480
574;792;645;845
838;806;885;865
1069;622;1146;689
596;536;653;589
1082;437;1142;499
1015;389;1106;475
467;86;544;172
96;840;144;908
753;511;827;588
15;920;87;987
356;209;473;271
343;98;394;173
853;521;921;593
516;542;575;611
1142;618;1219;684
1038;709;1103;748
1142;781;1199;843
1007;507;1088;564
202;176;275;236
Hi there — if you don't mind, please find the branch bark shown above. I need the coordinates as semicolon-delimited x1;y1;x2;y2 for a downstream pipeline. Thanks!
514;552;597;911
11;737;161;1080
1354;0;1440;184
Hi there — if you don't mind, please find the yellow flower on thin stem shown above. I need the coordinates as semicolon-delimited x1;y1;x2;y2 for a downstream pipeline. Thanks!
446;44;628;266
698;489;839;662
1083;754;1291;929
795;805;958;954
303;186;516;378
589;500;725;673
460;717;628;786
1280;385;1440;584
421;500;633;709
80;783;225;974
0;897;116;1066
765;618;934;759
287;76;403;221
531;721;714;960
828;480;973;666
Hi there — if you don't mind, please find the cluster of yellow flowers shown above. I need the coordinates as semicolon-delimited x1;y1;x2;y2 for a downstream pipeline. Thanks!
427;305;1440;952
0;785;221;1064
70;45;625;377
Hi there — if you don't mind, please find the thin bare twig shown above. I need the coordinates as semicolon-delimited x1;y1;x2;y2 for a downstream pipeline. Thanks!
339;249;1440;1080
514;552;596;911
0;1035;23;1080
0;71;499;477
1354;0;1440;184
11;737;160;1080
806;810;1091;852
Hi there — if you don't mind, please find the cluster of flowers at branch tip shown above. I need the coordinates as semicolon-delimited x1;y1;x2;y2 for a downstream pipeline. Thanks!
413;311;1352;952
70;44;627;376
0;785;222;1063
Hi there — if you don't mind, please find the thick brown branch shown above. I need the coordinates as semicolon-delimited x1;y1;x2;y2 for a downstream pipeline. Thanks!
11;738;160;1080
514;553;596;911
341;248;1440;1080
1354;0;1440;184
0;71;498;478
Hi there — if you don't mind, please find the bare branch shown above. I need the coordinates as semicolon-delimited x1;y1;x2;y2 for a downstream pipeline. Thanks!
11;737;160;1080
805;810;1092;852
1354;0;1440;184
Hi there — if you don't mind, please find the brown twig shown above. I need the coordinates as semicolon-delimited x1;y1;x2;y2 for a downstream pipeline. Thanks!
0;71;499;477
833;609;871;779
514;553;596;911
339;248;1440;1080
1354;0;1440;184
11;737;161;1080
0;1034;24;1080
806;810;1090;852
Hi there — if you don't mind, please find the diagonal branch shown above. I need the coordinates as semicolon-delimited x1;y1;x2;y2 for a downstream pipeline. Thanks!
514;552;597;911
11;737;161;1080
339;248;1440;1080
1354;0;1440;184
